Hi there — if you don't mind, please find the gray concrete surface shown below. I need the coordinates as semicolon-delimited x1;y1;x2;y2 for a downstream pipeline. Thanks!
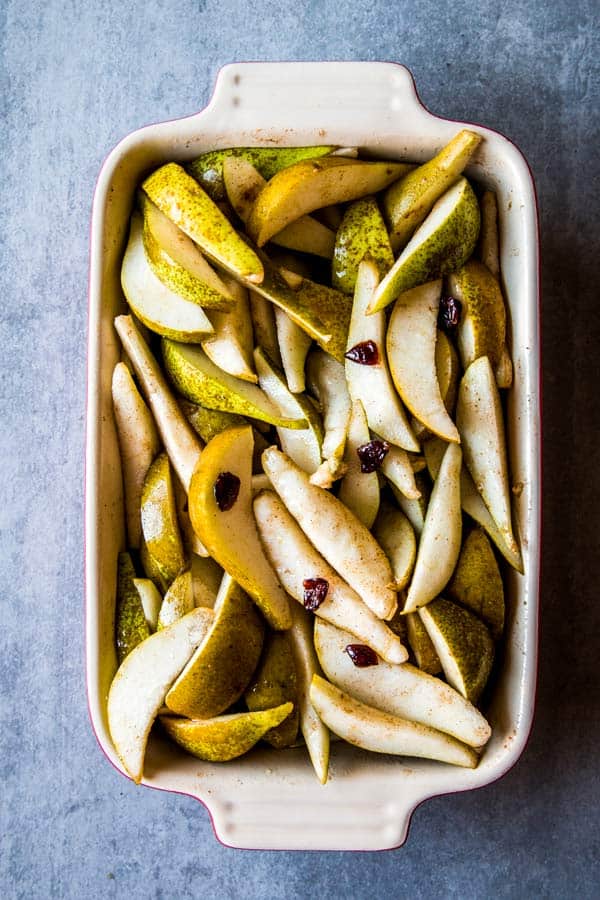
1;0;599;897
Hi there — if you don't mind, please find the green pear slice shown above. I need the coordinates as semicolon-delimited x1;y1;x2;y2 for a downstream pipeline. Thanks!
274;308;312;394
288;604;330;783
166;572;264;718
108;606;214;782
249;292;281;364
477;189;500;278
280;273;352;362
310;674;477;767
142;163;264;284
380;445;420;500
254;347;323;475
132;578;163;632
141;196;234;311
411;330;460;441
383;129;482;251
448;259;506;371
114;316;203;492
201;275;257;383
188;426;291;629
372;502;416;591
386;280;459;443
338;400;380;528
419;598;495;703
157;569;194;630
179;399;245;443
332;195;394;293
404;442;462;612
253;490;406;664
190;553;223;608
111;362;160;548
115;552;151;663
160;703;294;762
368;177;481;313
188;145;336;203
457;356;519;559
448;527;505;639
314;620;490;749
245;631;299;748
345;259;418;451
247;156;409;247
261;448;398;621
405;612;442;674
140;452;186;589
121;214;214;342
162;339;306;429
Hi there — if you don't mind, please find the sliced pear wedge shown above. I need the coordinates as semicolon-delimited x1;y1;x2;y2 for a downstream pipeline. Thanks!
368;177;480;313
314;620;490;749
115;552;151;663
201;275;257;383
419;598;495;703
188;427;291;629
306;348;351;465
380;445;420;500
448;259;506;372
107;606;214;783
405;612;442;674
253;490;406;664
338;400;380;528
477;189;500;278
411;329;460;442
180;399;246;444
372;502;416;591
345;259;418;451
166;573;264;718
386;279;459;443
160;703;294;762
404;442;462;612
245;631;299;748
448;527;505;639
262;447;397;621
111;362;160;549
157;570;194;630
190;553;223;608
274;308;312;394
140;452;186;589
142;163;264;284
247;156;409;247
390;471;430;536
310;675;478;768
282;274;352;362
121;214;214;342
132;578;162;633
249;292;282;364
332;195;394;294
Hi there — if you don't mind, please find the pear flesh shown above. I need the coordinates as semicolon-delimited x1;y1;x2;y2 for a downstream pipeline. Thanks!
157;570;194;630
332;195;394;294
274;307;312;394
140;452;186;589
253;490;407;664
337;400;380;528
405;612;442;675
245;631;299;748
115;552;151;663
310;675;478;768
190;553;223;609
410;329;460;442
262;447;398;621
314;620;490;749
305;348;351;466
201;275;257;383
390;471;429;536
379;445;421;500
108;606;214;783
448;527;505;639
132;577;163;632
372;502;416;592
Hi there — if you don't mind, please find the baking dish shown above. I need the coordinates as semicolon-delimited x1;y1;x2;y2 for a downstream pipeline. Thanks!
86;61;541;851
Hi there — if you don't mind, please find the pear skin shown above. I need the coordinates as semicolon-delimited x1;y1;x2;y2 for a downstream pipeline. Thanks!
448;259;506;372
157;570;194;630
115;552;151;663
245;631;299;748
332;196;394;294
447;527;505;639
405;612;442;675
140;453;186;589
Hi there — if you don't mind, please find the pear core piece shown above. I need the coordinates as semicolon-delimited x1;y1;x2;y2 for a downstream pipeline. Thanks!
140;453;186;589
188;427;291;629
245;631;299;748
332;196;394;294
108;607;214;783
338;400;380;528
448;259;506;372
448;527;505;639
115;552;151;663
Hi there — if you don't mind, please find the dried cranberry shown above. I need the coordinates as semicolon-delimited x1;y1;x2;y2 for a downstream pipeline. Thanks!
344;340;380;366
356;439;390;473
214;472;240;511
302;577;329;611
438;295;462;334
345;644;379;667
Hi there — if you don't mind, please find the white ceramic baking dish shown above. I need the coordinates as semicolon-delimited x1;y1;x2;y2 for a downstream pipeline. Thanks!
86;61;541;851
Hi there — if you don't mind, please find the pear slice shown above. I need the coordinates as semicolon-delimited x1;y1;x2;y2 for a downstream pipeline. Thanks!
380;445;420;500
261;448;398;621
314;620;490;749
288;604;330;783
280;273;352;362
249;292;281;364
115;552;151;663
245;631;299;748
157;570;194;630
201;275;257;383
332;195;394;293
448;259;506;372
111;362;160;548
165;572;264;718
132;578;163;633
457;356;519;559
448;527;505;639
345;259;418;451
368;177;480;313
310;675;477;768
114;316;203;492
108;606;214;782
372;502;416;591
477;189;500;278
253;490;406;664
404;442;462;612
419;598;495;703
410;330;460;442
405;612;442;674
140;452;186;589
247;156;409;247
190;553;223;608
179;399;246;444
338;400;380;529
188;427;291;629
306;348;351;468
495;346;514;390
121;214;214;342
254;347;323;475
160;703;294;762
162;339;306;429
383;129;482;251
142;163;264;284
390;471;430;535
386;280;459;443
274;308;312;394
141;196;234;311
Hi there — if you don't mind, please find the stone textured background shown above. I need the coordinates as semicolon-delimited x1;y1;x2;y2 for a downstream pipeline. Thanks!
1;0;599;897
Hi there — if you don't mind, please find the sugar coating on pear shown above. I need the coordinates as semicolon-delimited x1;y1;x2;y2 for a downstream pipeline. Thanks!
448;528;505;639
115;552;151;663
245;631;300;749
448;259;506;371
140;452;186;589
332;195;394;294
